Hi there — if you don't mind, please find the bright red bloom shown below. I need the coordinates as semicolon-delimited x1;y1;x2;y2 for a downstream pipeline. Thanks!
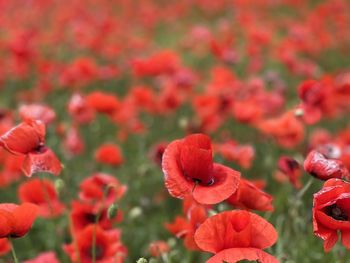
79;173;127;206
215;141;255;169
24;251;59;263
148;241;170;257
0;238;10;256
18;178;65;218
194;210;278;263
64;225;127;263
0;119;62;176
162;134;240;204
313;179;350;252
277;156;302;189
95;143;124;167
226;178;274;212
0;202;38;238
304;150;349;181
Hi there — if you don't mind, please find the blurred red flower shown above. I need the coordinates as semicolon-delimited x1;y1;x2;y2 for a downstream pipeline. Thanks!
24;251;59;263
148;240;169;257
18;178;65;218
95;143;124;167
64;225;127;263
0;202;38;238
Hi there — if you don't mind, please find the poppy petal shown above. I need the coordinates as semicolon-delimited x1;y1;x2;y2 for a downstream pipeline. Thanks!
22;148;62;177
11;203;38;238
323;232;338;252
0;120;45;155
206;248;279;263
193;164;240;205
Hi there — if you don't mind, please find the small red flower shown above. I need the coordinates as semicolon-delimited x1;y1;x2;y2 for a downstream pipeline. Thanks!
95;143;124;167
149;241;170;257
24;251;59;263
162;134;240;204
194;210;279;263
18;178;65;218
277;156;302;189
0;202;38;238
79;173;127;206
313;179;350;251
64;225;127;263
304;150;349;181
0;119;62;176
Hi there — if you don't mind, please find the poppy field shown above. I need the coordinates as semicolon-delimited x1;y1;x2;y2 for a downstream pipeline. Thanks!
1;0;350;262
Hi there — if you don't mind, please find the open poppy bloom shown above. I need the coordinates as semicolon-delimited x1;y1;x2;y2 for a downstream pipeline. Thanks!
64;225;127;263
313;178;350;252
194;210;279;263
0;202;38;238
18;178;65;218
0;119;62;177
162;134;240;204
226;178;274;212
304;150;349;181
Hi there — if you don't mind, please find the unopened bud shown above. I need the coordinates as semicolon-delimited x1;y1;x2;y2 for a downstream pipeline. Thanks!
294;108;304;117
54;179;65;193
136;258;148;263
107;203;118;219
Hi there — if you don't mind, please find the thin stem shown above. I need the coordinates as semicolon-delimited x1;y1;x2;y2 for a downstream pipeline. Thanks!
91;185;112;263
297;178;314;199
9;238;19;263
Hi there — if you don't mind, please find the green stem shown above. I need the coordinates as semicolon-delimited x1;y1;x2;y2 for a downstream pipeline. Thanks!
9;238;19;263
297;178;314;199
91;185;112;263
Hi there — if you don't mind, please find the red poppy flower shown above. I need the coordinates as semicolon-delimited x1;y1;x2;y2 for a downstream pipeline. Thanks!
18;178;65;218
226;178;274;212
215;141;255;169
277;156;302;189
95;143;124;167
0;238;10;256
64;225;127;263
165;199;207;250
0;202;38;238
0;119;62;177
149;241;170;257
67;93;95;124
194;210;278;263
79;173;127;206
24;251;59;263
313;178;350;251
71;201;123;233
162;134;240;204
148;141;168;167
64;125;85;155
18;104;56;125
86;91;120;115
304;150;349;181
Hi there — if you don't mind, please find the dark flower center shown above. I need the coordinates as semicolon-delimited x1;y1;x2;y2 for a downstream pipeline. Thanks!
325;204;348;221
85;213;98;223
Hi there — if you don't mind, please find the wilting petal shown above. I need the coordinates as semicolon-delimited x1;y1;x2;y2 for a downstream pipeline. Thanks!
22;147;62;177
